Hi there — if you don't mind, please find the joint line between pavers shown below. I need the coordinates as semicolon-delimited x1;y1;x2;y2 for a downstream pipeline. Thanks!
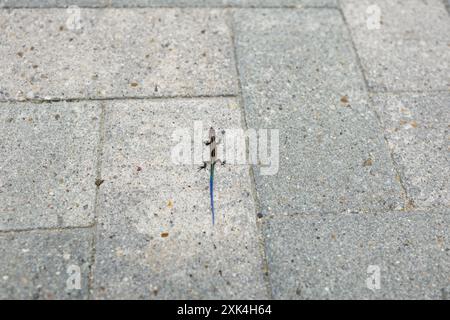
87;101;107;299
369;89;450;95
258;209;449;235
337;0;412;210
366;94;415;210
258;207;450;221
336;1;371;92
0;94;239;105
227;8;274;300
0;5;338;10
0;224;94;235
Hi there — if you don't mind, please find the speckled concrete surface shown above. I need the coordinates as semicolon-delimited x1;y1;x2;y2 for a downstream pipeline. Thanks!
233;9;405;215
0;101;100;230
92;98;266;299
263;211;450;299
0;229;92;299
0;1;448;300
371;92;450;209
341;0;450;92
0;0;337;8
0;8;237;100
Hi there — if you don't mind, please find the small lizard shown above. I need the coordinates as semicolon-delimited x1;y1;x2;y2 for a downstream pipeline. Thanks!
199;127;225;225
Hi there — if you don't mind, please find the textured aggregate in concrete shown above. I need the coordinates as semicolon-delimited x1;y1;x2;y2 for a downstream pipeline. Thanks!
0;229;91;299
92;98;267;299
109;0;337;8
372;92;450;209
0;9;237;100
341;0;450;91
233;8;404;215
0;101;100;230
0;0;108;7
0;1;448;301
0;0;337;8
263;211;450;299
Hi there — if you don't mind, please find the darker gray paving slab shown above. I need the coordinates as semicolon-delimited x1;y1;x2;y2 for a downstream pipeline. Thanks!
372;92;450;209
0;9;236;100
0;229;91;299
92;98;267;299
341;0;450;91
233;9;404;215
0;0;337;8
263;211;450;299
0;101;100;230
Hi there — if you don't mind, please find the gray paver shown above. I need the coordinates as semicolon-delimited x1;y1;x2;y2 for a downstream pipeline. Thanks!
233;9;404;215
92;98;267;299
0;229;91;299
341;0;450;91
0;0;109;7
110;0;337;7
0;0;337;8
0;9;237;100
0;101;100;230
263;211;450;299
0;0;448;301
372;92;450;209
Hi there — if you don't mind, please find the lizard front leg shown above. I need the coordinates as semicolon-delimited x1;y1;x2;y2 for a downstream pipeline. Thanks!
204;135;215;146
198;161;210;171
214;159;226;166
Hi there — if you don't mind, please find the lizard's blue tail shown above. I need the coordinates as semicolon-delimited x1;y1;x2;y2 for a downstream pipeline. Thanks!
210;163;215;225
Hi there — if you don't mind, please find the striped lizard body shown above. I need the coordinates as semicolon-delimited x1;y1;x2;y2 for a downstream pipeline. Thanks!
199;127;225;225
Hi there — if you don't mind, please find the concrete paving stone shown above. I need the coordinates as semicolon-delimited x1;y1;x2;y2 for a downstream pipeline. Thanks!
92;98;267;299
238;0;337;6
372;92;450;209
0;229;92;299
341;0;450;91
0;9;237;100
263;211;450;299
0;101;100;230
109;0;337;8
0;0;337;8
0;0;109;7
233;9;404;215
